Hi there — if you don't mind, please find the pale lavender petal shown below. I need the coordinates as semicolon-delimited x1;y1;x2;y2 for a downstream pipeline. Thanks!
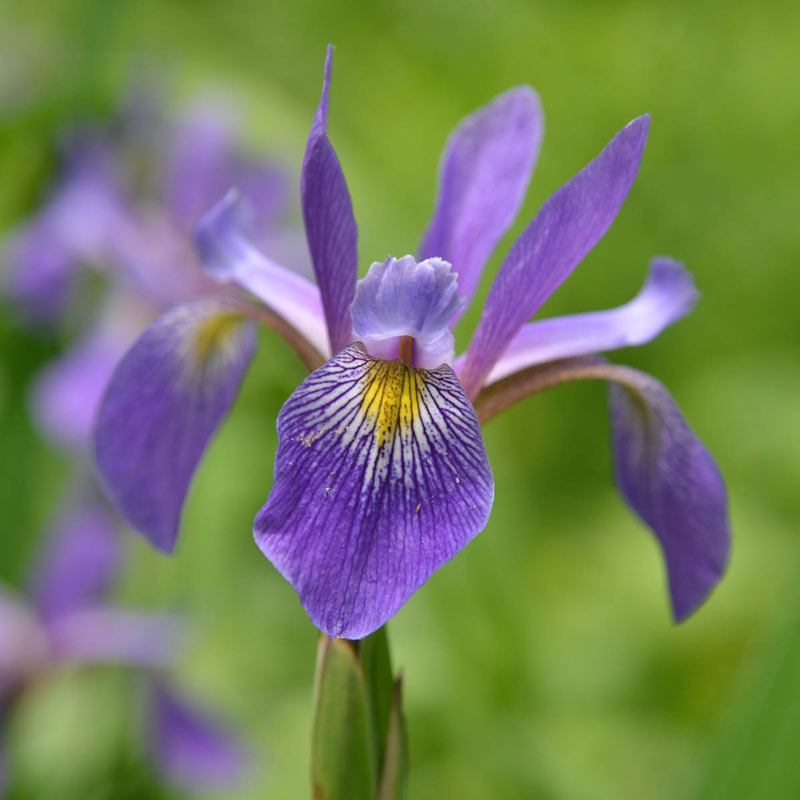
195;191;329;356
350;256;464;368
48;609;181;668
481;257;697;384
608;367;729;620
301;45;358;353
254;344;494;639
0;589;50;693
150;682;247;794
30;329;130;451
29;502;120;622
460;115;650;397
419;86;543;322
94;299;256;553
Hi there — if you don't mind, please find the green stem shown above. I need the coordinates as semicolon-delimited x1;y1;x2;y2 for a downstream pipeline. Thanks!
310;626;407;800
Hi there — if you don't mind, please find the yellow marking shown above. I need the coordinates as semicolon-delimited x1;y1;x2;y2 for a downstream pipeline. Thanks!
360;358;424;447
415;503;421;513
193;312;243;365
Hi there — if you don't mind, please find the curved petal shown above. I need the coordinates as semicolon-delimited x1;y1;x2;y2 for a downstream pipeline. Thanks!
48;609;182;668
301;45;359;353
149;682;248;793
254;344;494;639
460;115;651;398
479;257;698;383
29;502;121;622
474;357;729;620
30;329;129;451
608;368;730;621
94;299;256;552
194;191;329;358
419;86;544;322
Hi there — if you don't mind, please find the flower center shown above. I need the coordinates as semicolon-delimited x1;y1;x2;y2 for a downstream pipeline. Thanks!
349;255;464;369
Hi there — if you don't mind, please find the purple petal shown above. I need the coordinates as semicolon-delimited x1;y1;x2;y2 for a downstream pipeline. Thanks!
94;299;256;553
301;45;359;353
48;608;182;668
254;344;494;639
460;115;651;397
481;257;698;383
419;86;543;322
608;368;729;620
195;191;329;356
150;682;247;793
29;502;121;622
0;588;50;693
30;328;130;451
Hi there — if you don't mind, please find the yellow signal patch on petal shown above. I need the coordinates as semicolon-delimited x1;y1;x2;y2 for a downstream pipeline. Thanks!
193;311;247;364
360;358;422;447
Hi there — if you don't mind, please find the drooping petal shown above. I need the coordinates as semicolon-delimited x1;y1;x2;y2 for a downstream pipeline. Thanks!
419;86;544;321
607;367;729;621
460;115;651;398
29;501;121;622
30;329;130;451
350;255;464;368
473;357;729;620
48;609;182;668
194;191;329;358
94;299;256;552
254;344;494;639
149;682;248;794
301;45;359;353
479;257;698;383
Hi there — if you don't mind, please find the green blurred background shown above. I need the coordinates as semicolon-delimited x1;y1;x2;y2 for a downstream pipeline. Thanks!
1;0;798;797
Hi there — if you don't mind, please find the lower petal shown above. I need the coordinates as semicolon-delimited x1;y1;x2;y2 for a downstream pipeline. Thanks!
608;369;730;621
255;344;494;639
94;299;255;553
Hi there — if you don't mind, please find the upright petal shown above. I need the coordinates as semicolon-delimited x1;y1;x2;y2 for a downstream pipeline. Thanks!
460;115;650;398
94;299;256;552
29;502;121;622
255;344;494;639
150;682;247;794
607;368;729;621
419;86;543;322
481;257;698;383
195;191;329;359
301;45;359;353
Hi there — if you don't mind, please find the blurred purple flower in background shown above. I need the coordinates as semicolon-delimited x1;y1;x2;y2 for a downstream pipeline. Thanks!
93;46;729;640
0;499;246;795
2;91;304;454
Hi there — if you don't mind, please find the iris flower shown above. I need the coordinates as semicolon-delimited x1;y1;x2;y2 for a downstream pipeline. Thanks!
94;47;729;640
0;501;246;795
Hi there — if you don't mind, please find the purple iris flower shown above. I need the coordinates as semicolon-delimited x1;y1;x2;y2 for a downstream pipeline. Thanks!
93;47;729;640
0;499;246;795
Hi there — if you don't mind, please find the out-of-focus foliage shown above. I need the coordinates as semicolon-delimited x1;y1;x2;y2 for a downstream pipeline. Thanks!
1;0;798;797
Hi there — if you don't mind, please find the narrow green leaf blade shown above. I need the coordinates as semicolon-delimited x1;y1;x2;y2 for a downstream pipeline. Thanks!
377;676;409;800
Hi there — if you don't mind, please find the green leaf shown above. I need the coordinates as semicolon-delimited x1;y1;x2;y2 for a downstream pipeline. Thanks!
357;626;395;772
377;676;409;800
311;636;376;800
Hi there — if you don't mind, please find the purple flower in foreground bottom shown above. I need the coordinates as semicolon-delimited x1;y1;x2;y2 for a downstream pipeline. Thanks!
94;46;729;639
0;502;247;794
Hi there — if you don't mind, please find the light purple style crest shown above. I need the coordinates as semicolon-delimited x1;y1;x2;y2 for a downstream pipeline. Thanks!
94;44;730;638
